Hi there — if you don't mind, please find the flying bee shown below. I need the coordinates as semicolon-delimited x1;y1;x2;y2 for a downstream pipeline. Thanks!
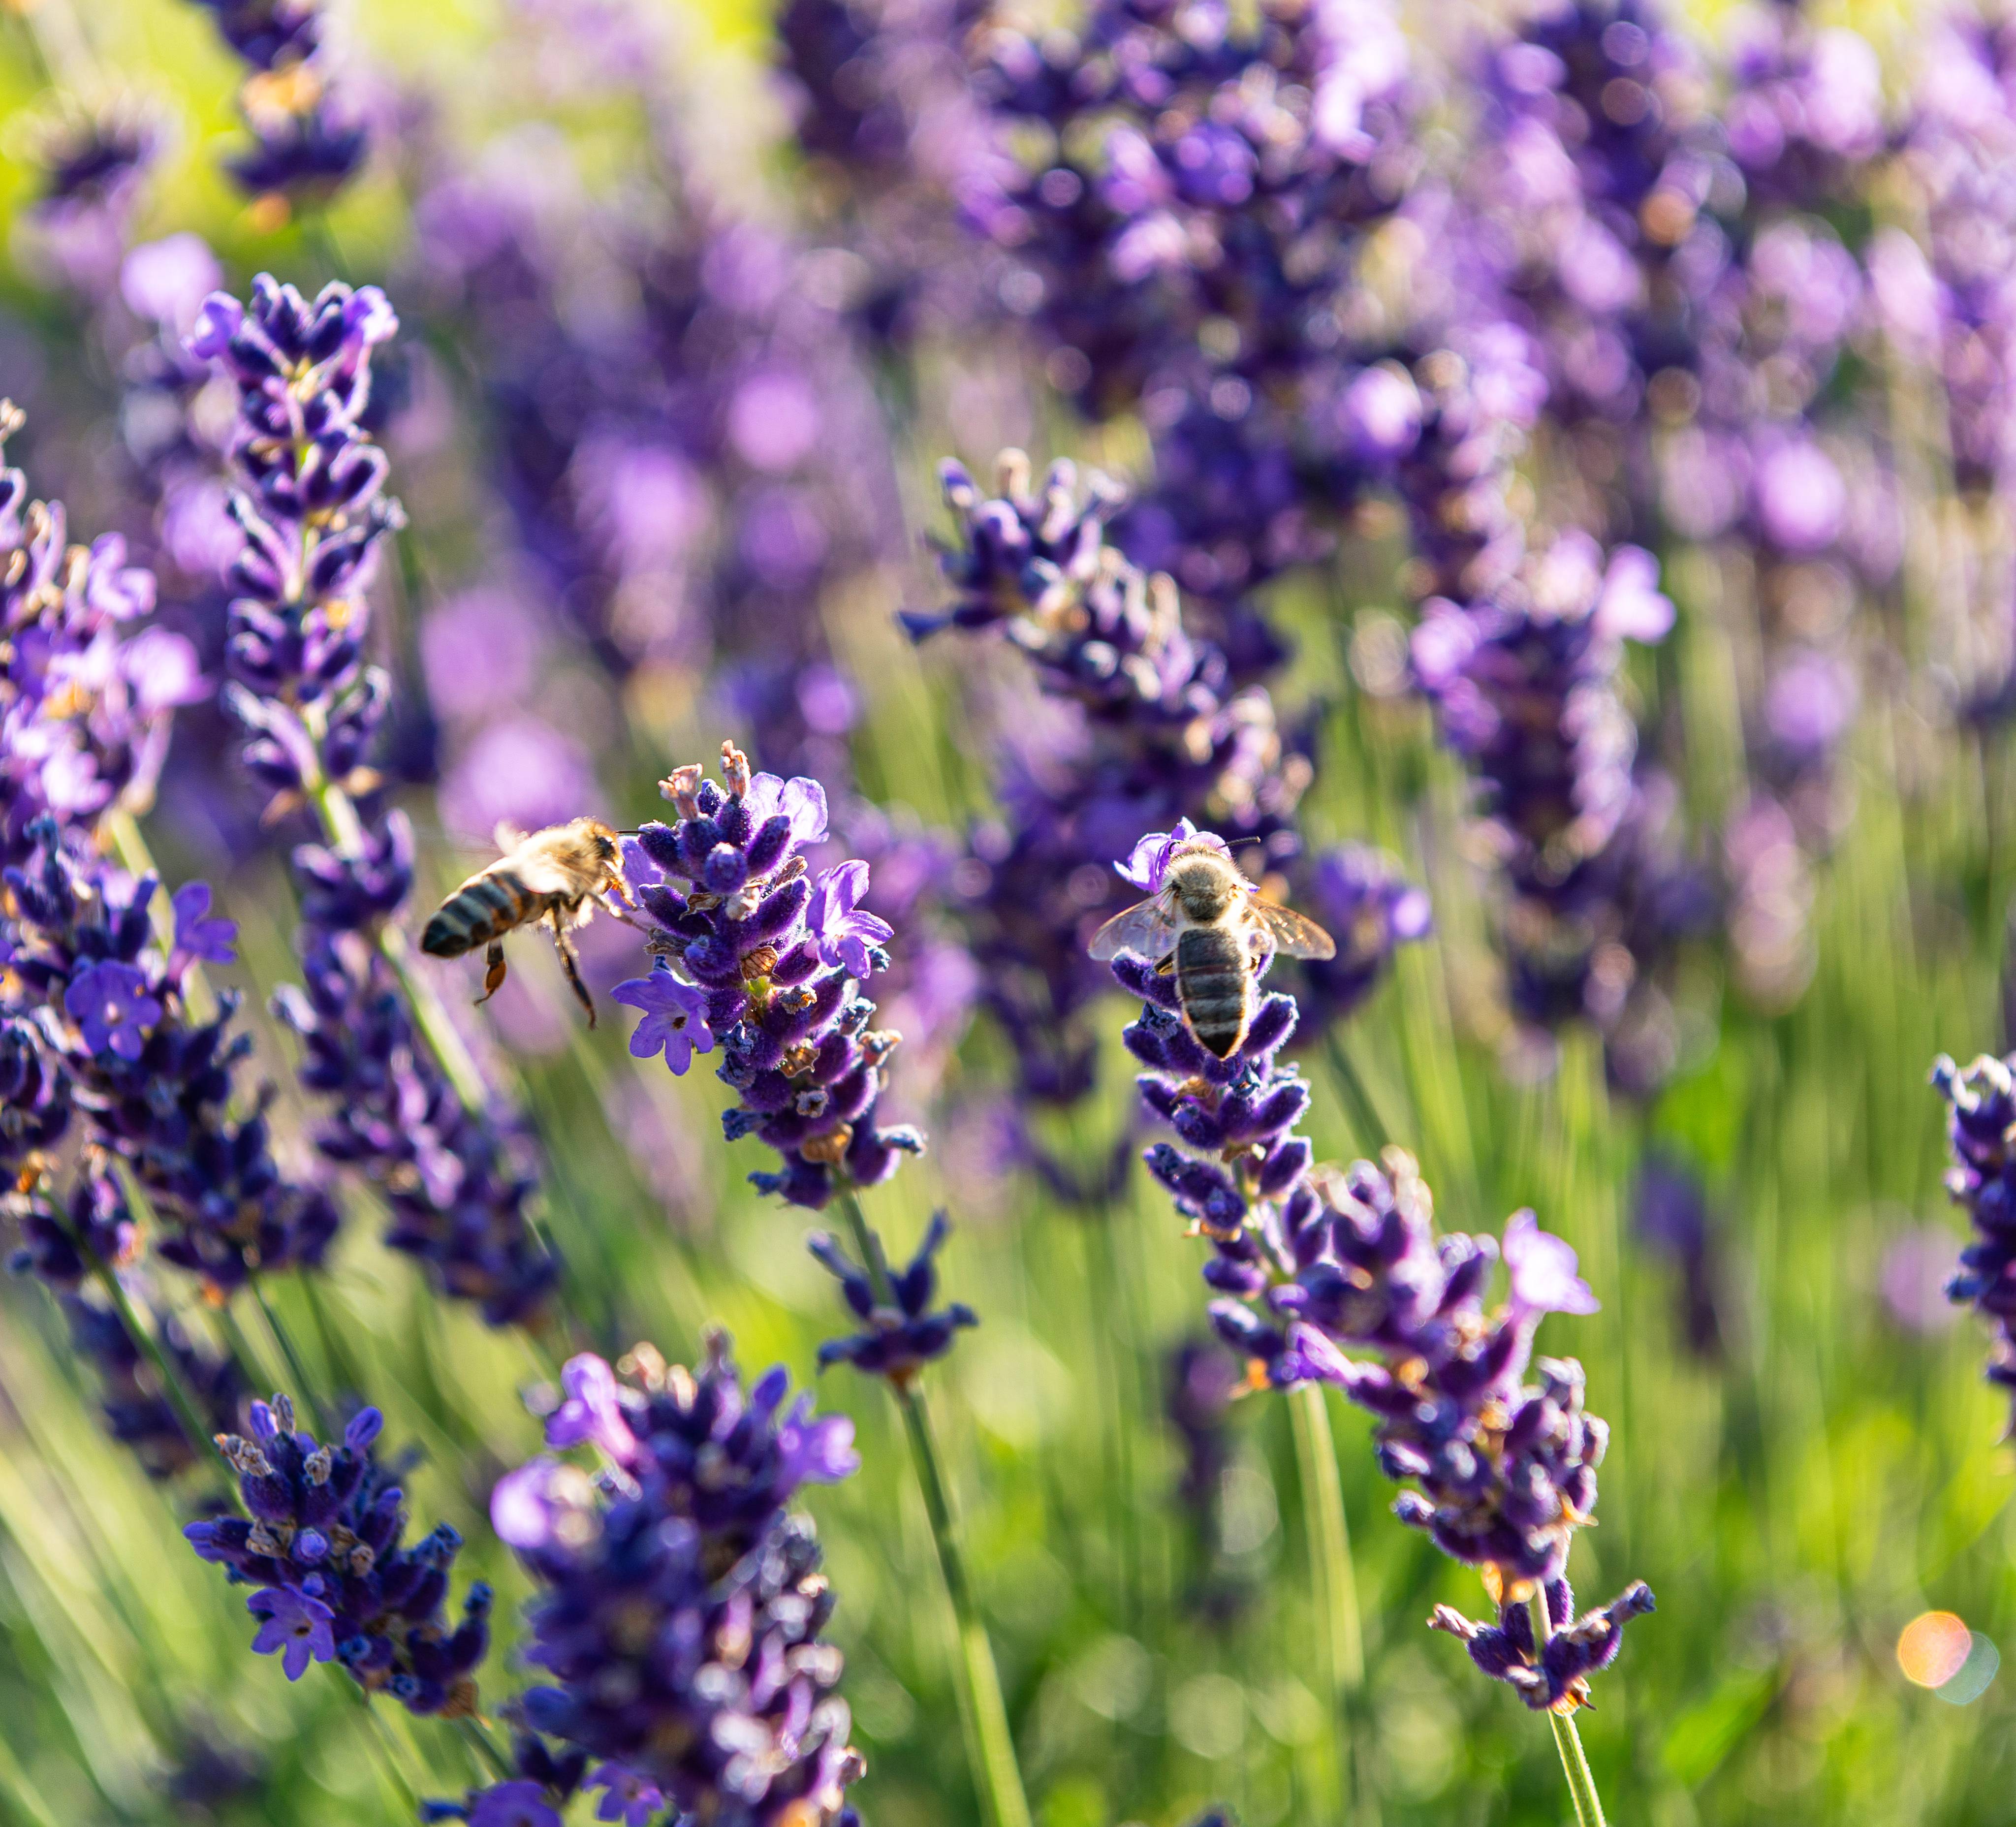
1088;836;1335;1059
422;818;633;1026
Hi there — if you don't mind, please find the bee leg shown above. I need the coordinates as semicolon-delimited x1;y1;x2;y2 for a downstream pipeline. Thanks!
604;867;638;911
1154;951;1177;976
550;913;597;1027
475;942;508;1006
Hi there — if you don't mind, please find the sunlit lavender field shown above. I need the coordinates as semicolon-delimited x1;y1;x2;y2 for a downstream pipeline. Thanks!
6;0;2016;1824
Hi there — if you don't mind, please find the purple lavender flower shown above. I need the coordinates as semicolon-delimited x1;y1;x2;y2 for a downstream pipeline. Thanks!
184;0;367;200
964;0;1416;592
1503;1209;1601;1323
1411;530;1705;1081
1110;908;1650;1696
910;453;1398;1116
5;1166;247;1477
63;960;162;1061
612;969;716;1074
1634;1154;1723;1354
1430;1575;1657;1715
489;1336;863;1826
807;862;895;979
185;1394;492;1714
6;824;340;1291
585;1763;667;1827
248;1585;337;1681
422;1734;586;1827
614;743;923;1209
808;1209;978;1383
24;100;160;296
0;402;202;870
1929;1052;2016;1423
171;882;239;968
411;153;895;786
464;1784;560;1827
187;278;558;1324
1298;845;1434;1030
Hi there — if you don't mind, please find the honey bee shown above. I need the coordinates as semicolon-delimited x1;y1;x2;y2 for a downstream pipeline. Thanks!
422;819;632;1026
1088;836;1335;1058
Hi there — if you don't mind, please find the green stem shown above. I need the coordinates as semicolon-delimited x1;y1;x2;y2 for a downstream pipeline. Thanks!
1323;1032;1389;1159
296;1271;370;1400
1529;1592;1607;1827
347;1684;423;1819
88;1171;223;1470
1290;1382;1365;1826
248;1275;332;1438
455;1715;515;1783
836;1192;1032;1827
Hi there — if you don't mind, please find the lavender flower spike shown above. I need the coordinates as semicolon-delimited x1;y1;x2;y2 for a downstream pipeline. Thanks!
184;0;367;202
188;276;559;1325
614;741;923;1209
185;1394;492;1715
1932;1052;2016;1423
489;1336;863;1827
1106;865;1651;1708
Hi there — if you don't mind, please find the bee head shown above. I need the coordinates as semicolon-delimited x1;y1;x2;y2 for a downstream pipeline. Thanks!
1165;842;1241;921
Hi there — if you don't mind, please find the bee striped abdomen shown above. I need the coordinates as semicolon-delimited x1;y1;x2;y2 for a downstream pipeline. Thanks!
1175;925;1252;1059
422;872;540;958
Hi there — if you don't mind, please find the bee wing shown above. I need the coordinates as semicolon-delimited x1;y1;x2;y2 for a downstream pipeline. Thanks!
1250;896;1337;961
493;820;529;856
1087;897;1180;962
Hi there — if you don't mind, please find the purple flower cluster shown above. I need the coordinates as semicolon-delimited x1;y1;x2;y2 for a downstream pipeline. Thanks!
1931;1052;2016;1424
186;1395;492;1712
1461;0;1893;1018
964;0;1416;596
185;0;367;200
421;1731;587;1827
0;402;201;869
24;101;160;297
1892;18;2016;503
615;743;923;1209
1411;530;1704;1084
1109;904;1648;1687
188;278;558;1324
808;1209;978;1382
488;1339;863;1827
776;0;996;349
411;144;895;789
911;453;1421;1110
4;821;341;1290
1430;1573;1656;1716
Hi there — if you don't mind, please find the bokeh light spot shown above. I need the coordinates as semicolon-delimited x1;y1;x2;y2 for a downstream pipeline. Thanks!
1898;1612;1974;1688
1935;1634;2001;1706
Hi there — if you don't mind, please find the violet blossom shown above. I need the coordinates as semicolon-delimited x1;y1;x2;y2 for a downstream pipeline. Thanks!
186;276;559;1324
614;743;923;1209
488;1337;863;1827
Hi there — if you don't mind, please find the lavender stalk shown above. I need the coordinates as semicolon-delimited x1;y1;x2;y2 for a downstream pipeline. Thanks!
1102;823;1652;1817
824;1193;1030;1827
184;276;561;1326
610;741;1028;1827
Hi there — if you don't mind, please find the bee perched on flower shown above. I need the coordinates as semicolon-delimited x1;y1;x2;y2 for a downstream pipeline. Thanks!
1103;819;1653;1718
614;742;920;1207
